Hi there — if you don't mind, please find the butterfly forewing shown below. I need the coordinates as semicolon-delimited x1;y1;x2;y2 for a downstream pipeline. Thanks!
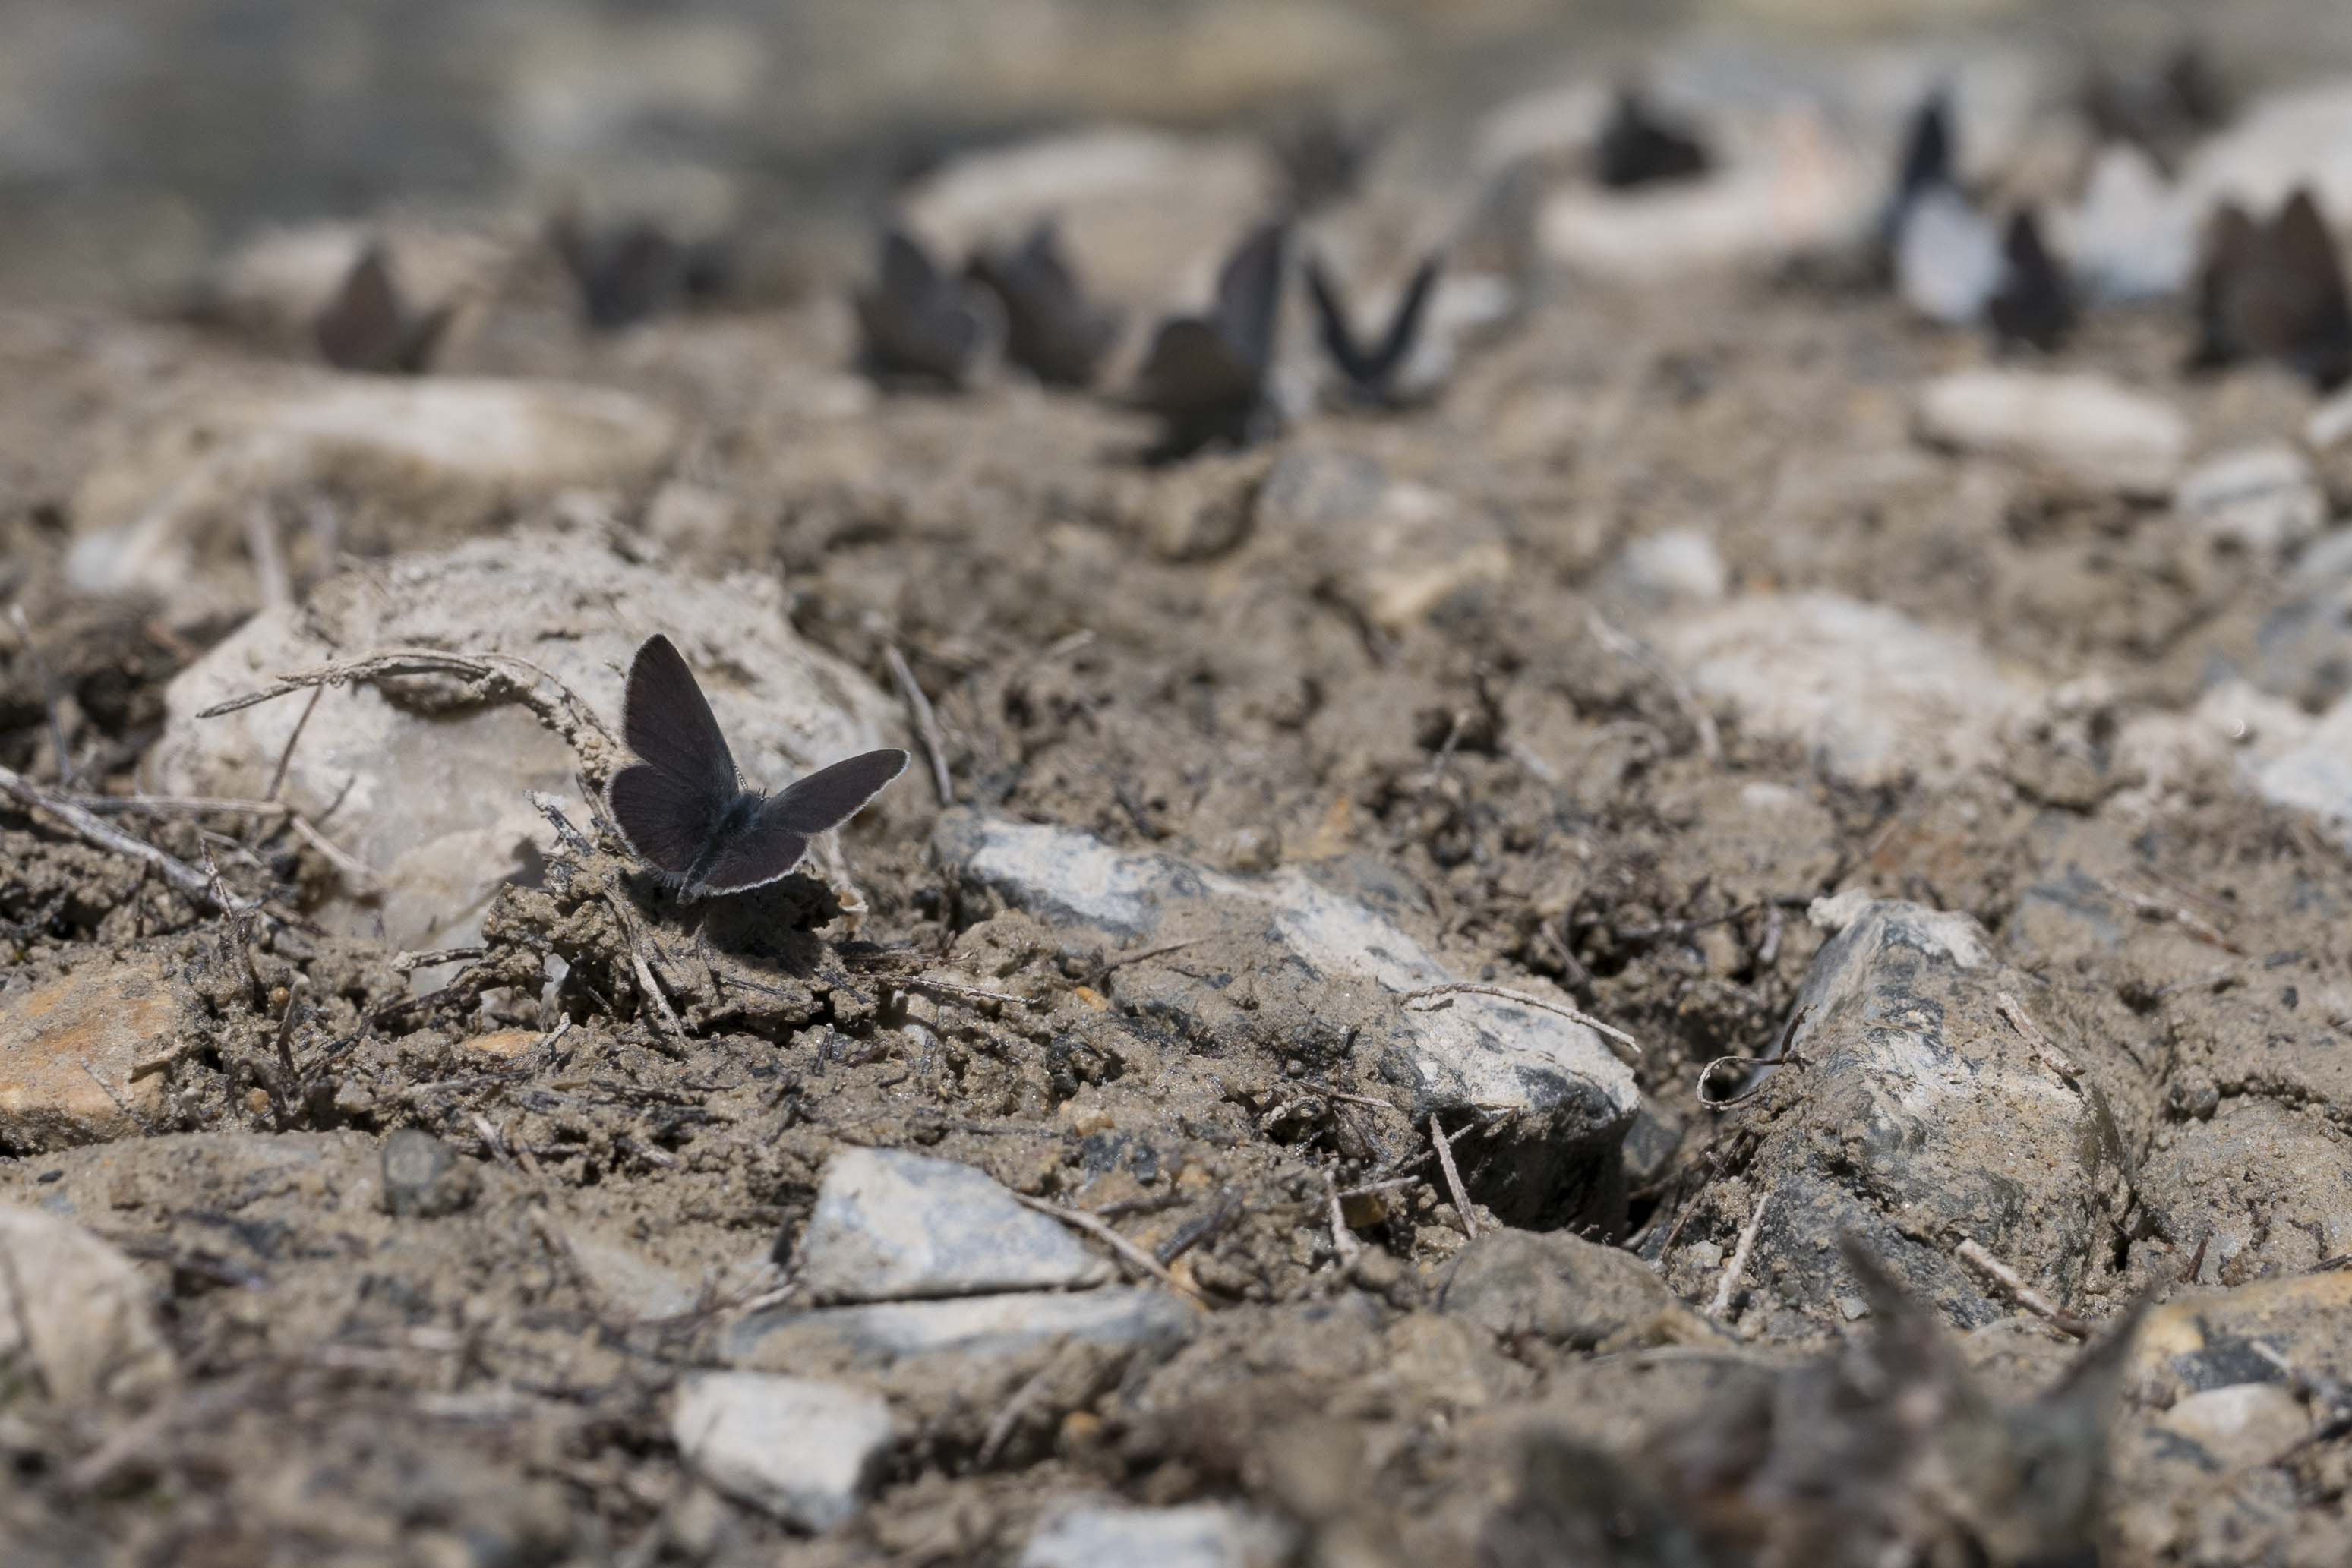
621;635;739;802
1215;221;1288;374
316;248;404;372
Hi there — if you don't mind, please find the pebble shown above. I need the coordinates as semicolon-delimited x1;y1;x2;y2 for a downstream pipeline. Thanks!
0;1205;175;1402
937;812;1638;1222
379;1130;478;1219
66;377;681;614
150;529;901;952
0;953;176;1152
2243;696;2352;850
1440;1227;1697;1349
1659;592;2035;787
794;1147;1111;1304
1600;526;1729;616
1726;900;2124;1330
1914;368;2187;497
2174;443;2325;554
1020;1503;1292;1568
2253;530;2352;712
671;1371;894;1532
728;1286;1196;1371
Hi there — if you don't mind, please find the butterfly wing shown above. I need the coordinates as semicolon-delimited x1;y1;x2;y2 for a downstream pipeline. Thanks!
1988;210;2073;352
583;222;680;330
1135;317;1257;420
1214;221;1289;375
1369;251;1444;388
609;636;740;873
1303;253;1373;386
693;749;909;895
315;248;403;372
2268;190;2352;386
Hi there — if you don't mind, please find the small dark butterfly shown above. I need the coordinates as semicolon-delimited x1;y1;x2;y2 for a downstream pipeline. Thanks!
2084;42;2230;169
551;214;728;332
1876;89;1957;269
1268;108;1384;215
2192;188;2352;390
607;635;909;899
1987;210;2074;352
855;228;1002;387
965;220;1122;388
1303;248;1443;405
1594;85;1711;190
314;246;453;375
1131;219;1289;459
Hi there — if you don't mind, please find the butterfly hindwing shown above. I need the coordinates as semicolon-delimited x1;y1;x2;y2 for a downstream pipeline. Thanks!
692;749;908;895
608;762;723;877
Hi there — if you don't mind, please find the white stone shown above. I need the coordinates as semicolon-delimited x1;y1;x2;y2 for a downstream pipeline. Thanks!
2306;384;2352;450
66;375;681;613
2157;1383;2310;1469
0;1206;175;1402
2183;78;2352;222
796;1147;1110;1304
672;1372;892;1531
1539;106;1870;277
2175;444;2326;554
728;1286;1197;1369
1603;527;1729;614
2246;696;2352;849
147;529;901;951
1894;186;2003;325
2057;144;2199;304
1661;592;2037;787
1915;369;2186;496
1021;1503;1291;1568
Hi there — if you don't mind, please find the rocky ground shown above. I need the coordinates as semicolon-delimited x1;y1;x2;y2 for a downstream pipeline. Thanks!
8;13;2352;1568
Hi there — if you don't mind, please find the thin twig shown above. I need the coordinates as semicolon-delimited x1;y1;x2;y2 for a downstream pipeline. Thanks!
1325;1172;1362;1272
1400;981;1643;1065
266;683;324;802
1710;1191;1771;1317
884;643;954;806
1012;1194;1207;1305
62;793;292;819
1955;1238;2091;1339
79;1062;156;1134
245;503;292;613
1430;1114;1479;1241
631;948;687;1046
1104;938;1205;971
0;762;232;912
393;946;488;974
289;813;378;891
272;976;308;1080
530;791;593;857
1996;991;2083;1085
975;1361;1057;1469
1589;611;1721;761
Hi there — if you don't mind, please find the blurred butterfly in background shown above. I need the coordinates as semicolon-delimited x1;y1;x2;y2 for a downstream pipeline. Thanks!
1268;106;1385;215
2192;187;2352;390
551;213;730;332
965;219;1122;388
314;245;453;374
607;635;909;900
1131;219;1289;459
855;227;1003;387
1303;248;1444;405
1594;84;1711;189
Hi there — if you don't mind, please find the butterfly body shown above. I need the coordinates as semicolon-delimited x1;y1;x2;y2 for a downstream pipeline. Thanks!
607;635;908;900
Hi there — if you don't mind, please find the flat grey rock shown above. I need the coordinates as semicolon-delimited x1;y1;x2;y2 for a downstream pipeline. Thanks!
1720;901;2129;1330
728;1286;1195;1371
1020;1503;1292;1568
939;812;1637;1222
150;529;902;952
1915;369;2186;497
672;1372;892;1532
794;1147;1111;1303
1659;593;2035;787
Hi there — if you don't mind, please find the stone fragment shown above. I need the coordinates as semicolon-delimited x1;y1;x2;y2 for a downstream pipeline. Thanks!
378;1130;478;1219
2139;1099;2352;1284
67;377;681;614
561;1230;700;1321
1020;1503;1292;1568
2253;530;2352;712
149;529;901;951
1599;526;1728;616
2174;443;2325;554
1915;368;2186;496
938;812;1637;1222
1440;1228;1698;1350
2130;1270;2352;1405
0;954;177;1151
1722;901;2129;1330
672;1372;892;1531
0;1206;175;1402
728;1286;1195;1371
794;1147;1110;1304
2243;696;2352;849
1659;593;2035;787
